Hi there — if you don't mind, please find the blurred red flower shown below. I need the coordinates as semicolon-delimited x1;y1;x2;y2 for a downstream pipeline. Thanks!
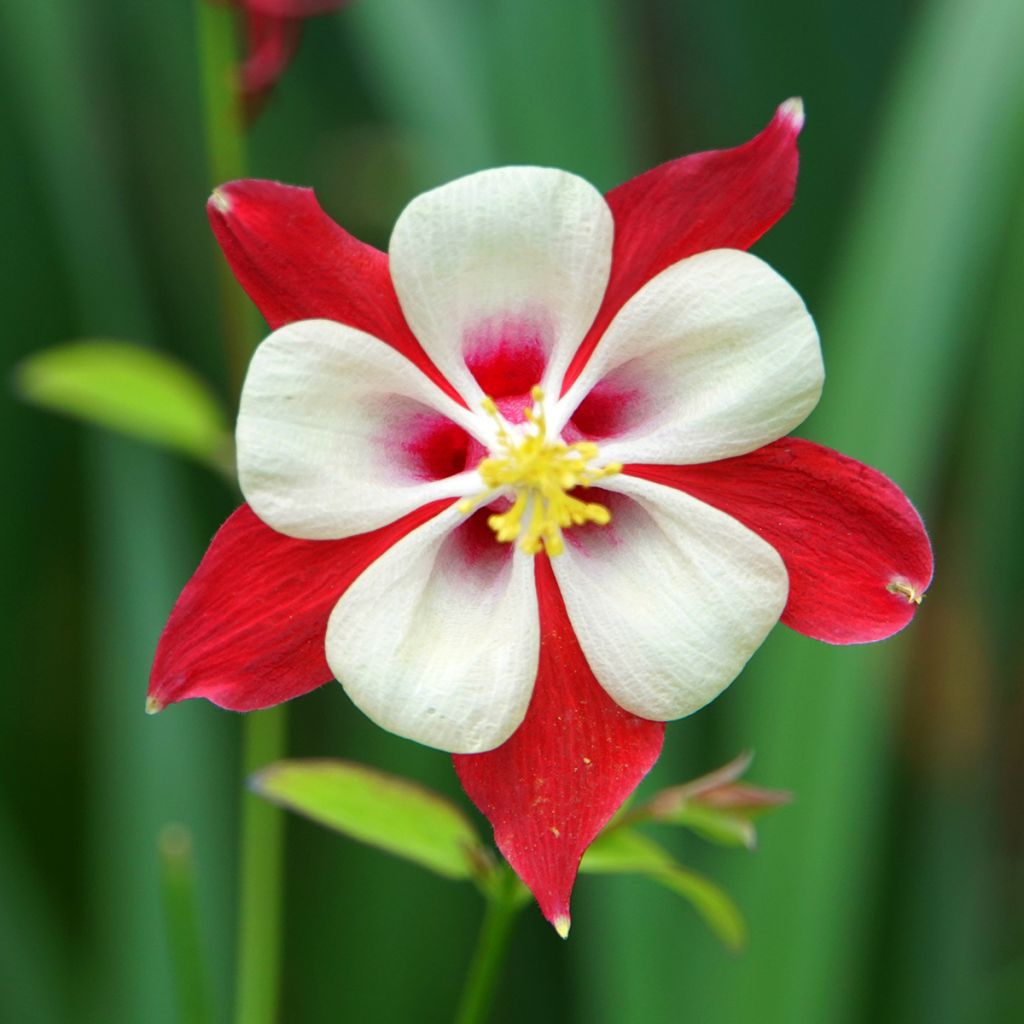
231;0;351;117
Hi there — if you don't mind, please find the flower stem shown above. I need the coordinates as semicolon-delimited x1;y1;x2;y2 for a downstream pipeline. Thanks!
194;4;286;1024
453;869;525;1024
158;825;214;1024
234;707;287;1024
195;0;257;393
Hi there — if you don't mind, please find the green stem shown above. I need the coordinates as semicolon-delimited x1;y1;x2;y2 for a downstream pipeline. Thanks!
234;708;287;1024
158;825;214;1024
453;870;525;1024
194;4;287;1023
195;0;255;393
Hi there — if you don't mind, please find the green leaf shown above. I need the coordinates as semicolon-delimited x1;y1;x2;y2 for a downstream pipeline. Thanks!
580;829;747;950
251;760;487;881
14;339;231;471
656;751;755;803
665;805;757;850
629;752;789;848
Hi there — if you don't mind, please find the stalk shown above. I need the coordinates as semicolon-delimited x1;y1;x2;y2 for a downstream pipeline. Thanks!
194;4;287;1022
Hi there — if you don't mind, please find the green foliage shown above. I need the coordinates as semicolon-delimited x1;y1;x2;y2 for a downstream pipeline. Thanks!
251;760;488;881
581;829;747;951
655;804;757;850
14;340;231;472
4;0;1024;1022
629;752;791;849
158;825;213;1024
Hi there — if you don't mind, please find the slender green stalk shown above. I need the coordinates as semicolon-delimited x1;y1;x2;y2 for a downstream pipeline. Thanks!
194;4;287;1023
195;0;256;392
453;871;525;1024
234;709;287;1024
159;825;214;1024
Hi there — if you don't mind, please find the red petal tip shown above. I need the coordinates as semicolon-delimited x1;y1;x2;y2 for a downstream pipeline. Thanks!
209;187;232;214
145;696;165;716
778;96;805;131
453;558;664;934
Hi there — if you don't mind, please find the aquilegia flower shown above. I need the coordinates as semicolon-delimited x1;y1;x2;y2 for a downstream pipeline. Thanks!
149;100;932;932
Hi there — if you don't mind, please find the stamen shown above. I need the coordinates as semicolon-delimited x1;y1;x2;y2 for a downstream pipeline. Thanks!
887;580;923;605
459;388;620;556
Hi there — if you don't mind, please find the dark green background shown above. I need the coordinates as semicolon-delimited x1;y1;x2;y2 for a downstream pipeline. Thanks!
2;0;1023;1021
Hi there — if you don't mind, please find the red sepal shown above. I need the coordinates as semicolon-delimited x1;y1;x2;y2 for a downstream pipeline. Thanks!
207;180;462;403
148;501;451;712
564;100;803;390
626;438;933;644
453;556;664;933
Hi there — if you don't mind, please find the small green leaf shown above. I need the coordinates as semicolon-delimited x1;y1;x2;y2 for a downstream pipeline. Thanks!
251;759;486;881
14;339;231;470
581;829;747;950
646;861;747;952
580;827;676;874
666;804;757;850
630;751;790;848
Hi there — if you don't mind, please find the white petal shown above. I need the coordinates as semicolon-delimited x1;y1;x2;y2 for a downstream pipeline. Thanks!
327;506;540;753
555;249;823;464
550;474;788;721
389;167;613;404
237;319;485;540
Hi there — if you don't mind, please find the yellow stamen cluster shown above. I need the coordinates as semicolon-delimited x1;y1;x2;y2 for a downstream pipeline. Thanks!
458;387;620;556
887;580;924;605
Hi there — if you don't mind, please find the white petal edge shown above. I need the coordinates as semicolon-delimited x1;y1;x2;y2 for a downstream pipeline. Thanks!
553;248;824;464
388;167;613;405
326;504;541;753
237;319;486;540
550;473;789;721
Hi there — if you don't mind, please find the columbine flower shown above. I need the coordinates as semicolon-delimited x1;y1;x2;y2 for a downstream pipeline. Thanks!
232;0;351;116
149;100;932;932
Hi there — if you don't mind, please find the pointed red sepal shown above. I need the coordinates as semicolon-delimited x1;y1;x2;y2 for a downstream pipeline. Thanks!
206;179;462;403
453;556;664;931
148;501;451;712
565;99;804;390
626;437;934;644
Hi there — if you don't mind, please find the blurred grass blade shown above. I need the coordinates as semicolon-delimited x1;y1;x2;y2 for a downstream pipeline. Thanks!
15;340;231;472
885;172;1024;1024
697;0;1024;1022
159;825;213;1024
581;829;746;950
1;2;238;1021
344;0;493;181
487;0;635;184
252;760;487;880
0;802;68;1024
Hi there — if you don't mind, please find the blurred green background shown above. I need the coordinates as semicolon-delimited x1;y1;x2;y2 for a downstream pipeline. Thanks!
3;0;1024;1021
